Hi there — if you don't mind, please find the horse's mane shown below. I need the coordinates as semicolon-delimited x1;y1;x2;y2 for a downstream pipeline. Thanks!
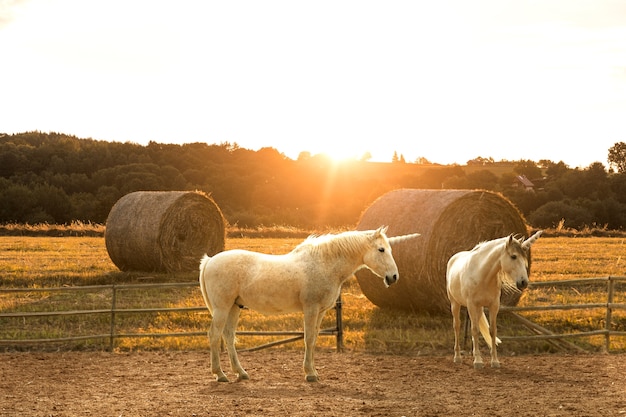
470;235;529;292
471;234;526;256
470;236;506;252
292;230;373;258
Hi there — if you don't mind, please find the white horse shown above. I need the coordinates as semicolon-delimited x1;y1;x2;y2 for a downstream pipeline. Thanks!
199;226;420;382
446;230;542;369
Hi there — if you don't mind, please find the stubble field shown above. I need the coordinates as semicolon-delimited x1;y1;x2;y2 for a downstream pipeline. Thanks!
0;235;625;416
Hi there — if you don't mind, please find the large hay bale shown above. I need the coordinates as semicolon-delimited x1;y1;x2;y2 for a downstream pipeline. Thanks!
356;189;529;313
105;191;226;272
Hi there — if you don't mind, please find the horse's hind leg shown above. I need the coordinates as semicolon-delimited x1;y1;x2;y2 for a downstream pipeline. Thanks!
450;301;462;364
223;305;249;381
208;309;229;382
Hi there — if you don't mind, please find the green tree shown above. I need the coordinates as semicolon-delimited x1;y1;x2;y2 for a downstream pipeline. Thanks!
610;173;626;204
467;156;494;166
0;143;27;177
359;151;372;162
420;166;465;188
514;160;542;180
545;161;569;179
32;184;72;223
0;183;36;222
449;169;498;190
529;200;593;229
608;142;626;173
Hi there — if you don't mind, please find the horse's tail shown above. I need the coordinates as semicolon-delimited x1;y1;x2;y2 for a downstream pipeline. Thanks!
479;311;501;349
198;254;213;315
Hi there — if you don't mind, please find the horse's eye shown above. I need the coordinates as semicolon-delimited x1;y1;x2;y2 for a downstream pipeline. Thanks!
378;248;385;253
511;254;517;260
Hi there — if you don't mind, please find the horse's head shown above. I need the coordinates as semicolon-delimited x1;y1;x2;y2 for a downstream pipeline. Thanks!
502;230;543;290
362;226;420;288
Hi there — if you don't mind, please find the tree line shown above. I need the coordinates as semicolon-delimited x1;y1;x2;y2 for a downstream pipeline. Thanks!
1;132;625;231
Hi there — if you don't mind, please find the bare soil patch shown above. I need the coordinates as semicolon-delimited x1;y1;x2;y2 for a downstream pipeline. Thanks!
1;350;625;416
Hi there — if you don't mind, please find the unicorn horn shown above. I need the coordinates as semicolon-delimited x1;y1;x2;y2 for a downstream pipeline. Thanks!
388;233;421;245
522;230;543;249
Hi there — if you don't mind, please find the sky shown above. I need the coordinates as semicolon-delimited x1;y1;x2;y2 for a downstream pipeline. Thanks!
1;0;625;167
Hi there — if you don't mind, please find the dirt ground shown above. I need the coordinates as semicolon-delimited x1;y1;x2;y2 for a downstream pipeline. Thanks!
1;349;625;416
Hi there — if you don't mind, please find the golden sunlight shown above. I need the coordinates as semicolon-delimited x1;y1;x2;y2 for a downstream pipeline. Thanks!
299;145;373;163
321;142;362;162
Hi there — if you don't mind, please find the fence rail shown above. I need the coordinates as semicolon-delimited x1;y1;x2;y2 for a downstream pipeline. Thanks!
499;276;626;351
0;282;344;352
1;276;625;352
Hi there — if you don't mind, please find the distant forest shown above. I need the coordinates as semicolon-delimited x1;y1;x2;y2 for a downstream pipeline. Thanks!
1;131;625;231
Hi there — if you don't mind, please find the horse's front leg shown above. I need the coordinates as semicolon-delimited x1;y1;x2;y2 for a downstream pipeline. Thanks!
488;304;500;368
467;304;484;369
302;307;322;382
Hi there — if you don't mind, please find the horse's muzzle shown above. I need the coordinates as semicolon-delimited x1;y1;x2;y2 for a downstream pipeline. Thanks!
384;274;398;287
516;279;529;290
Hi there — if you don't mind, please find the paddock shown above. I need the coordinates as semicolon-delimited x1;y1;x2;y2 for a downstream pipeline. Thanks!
2;235;625;415
1;350;624;416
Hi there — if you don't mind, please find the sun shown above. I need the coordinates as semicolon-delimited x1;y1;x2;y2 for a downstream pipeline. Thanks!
316;146;371;163
293;142;377;163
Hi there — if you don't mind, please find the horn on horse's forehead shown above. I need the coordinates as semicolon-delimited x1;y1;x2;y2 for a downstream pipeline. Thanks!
522;230;543;248
388;233;421;245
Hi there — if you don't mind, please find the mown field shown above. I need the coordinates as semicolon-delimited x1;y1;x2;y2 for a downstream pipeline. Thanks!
0;234;624;355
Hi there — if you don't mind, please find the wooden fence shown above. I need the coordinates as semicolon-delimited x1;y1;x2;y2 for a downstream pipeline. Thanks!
0;282;344;352
500;276;626;352
1;276;625;353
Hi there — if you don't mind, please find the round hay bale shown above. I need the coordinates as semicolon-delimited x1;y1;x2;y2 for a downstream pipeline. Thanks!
105;191;226;272
355;189;529;313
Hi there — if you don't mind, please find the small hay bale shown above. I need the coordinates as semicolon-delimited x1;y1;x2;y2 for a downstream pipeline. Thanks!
356;189;529;313
105;191;226;272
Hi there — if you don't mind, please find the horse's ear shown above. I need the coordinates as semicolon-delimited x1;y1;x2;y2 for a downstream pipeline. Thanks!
377;226;388;236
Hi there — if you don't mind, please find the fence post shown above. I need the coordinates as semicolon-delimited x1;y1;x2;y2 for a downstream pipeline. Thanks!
604;276;614;353
109;285;117;351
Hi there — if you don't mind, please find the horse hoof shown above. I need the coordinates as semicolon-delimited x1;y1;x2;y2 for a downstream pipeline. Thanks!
216;375;229;383
237;372;250;381
473;362;484;370
491;361;501;368
453;356;462;364
305;375;319;383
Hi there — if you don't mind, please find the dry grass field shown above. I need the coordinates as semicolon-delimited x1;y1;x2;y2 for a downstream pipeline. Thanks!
0;234;624;354
1;234;625;416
